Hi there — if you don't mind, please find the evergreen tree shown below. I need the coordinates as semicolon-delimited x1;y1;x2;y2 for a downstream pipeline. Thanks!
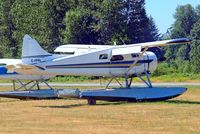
171;4;197;38
64;0;126;45
0;0;162;58
190;20;200;72
196;5;200;19
145;16;160;42
145;16;165;61
126;0;149;44
44;0;68;50
0;0;17;58
95;0;127;45
64;7;99;44
64;0;154;45
167;4;198;61
11;0;52;54
11;0;68;55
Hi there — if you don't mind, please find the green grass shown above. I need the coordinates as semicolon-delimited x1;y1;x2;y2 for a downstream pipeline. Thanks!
1;73;200;84
151;73;200;82
46;73;200;83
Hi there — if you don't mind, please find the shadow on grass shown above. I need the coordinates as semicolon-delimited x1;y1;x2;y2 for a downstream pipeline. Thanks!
36;100;200;109
95;100;200;105
37;103;86;109
96;100;200;105
37;101;127;109
164;100;200;105
95;101;128;106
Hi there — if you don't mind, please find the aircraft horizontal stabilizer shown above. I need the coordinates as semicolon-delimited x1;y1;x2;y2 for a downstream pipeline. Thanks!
6;65;15;72
6;64;47;75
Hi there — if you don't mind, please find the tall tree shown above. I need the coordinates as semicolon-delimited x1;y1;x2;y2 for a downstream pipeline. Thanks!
0;0;17;58
64;0;102;44
166;4;198;61
64;0;153;45
171;4;197;38
145;16;160;42
11;0;52;55
95;0;127;45
196;5;200;19
126;0;149;44
190;20;200;72
11;0;68;55
44;0;68;50
64;0;127;45
64;7;99;44
145;16;165;61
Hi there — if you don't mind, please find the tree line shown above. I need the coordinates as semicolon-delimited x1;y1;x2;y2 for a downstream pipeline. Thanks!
0;1;200;73
0;0;159;57
164;4;200;73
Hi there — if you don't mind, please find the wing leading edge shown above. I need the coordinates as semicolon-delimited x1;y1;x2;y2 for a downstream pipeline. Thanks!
117;38;192;49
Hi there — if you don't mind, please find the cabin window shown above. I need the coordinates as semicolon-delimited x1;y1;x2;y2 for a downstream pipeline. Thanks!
111;55;124;61
99;54;108;60
131;53;139;58
54;52;75;55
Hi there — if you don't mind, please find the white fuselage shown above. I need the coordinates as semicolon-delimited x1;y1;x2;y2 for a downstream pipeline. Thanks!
26;49;158;77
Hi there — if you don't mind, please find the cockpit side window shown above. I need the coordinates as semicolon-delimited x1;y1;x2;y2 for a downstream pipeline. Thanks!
131;53;139;58
111;55;124;61
99;54;108;60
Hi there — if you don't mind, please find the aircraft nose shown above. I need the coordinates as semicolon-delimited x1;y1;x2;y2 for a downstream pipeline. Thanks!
0;66;7;74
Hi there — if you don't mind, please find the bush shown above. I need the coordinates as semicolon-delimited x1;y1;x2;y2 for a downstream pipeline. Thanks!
152;62;177;76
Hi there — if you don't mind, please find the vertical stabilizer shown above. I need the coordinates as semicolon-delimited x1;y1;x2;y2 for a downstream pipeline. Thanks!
22;34;52;64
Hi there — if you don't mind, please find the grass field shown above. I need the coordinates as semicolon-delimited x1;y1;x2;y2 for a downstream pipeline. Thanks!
0;86;199;134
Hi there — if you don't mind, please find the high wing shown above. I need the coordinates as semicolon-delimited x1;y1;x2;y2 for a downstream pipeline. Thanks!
55;38;191;55
113;38;191;49
111;38;192;74
54;44;112;54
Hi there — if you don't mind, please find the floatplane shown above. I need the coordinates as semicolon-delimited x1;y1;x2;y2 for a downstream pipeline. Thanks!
0;35;191;104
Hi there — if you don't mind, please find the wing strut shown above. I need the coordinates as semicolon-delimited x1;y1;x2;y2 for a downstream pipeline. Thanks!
136;71;152;88
126;47;149;75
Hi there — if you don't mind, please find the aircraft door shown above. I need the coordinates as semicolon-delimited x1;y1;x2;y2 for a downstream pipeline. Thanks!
109;54;125;76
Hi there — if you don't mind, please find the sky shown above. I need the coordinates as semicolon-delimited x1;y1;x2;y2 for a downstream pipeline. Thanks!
145;0;199;34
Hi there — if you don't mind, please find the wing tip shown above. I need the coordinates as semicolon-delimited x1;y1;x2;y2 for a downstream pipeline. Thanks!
167;38;192;44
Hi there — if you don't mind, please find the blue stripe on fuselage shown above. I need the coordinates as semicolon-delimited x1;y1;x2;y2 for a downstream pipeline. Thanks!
22;54;52;58
46;59;153;69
